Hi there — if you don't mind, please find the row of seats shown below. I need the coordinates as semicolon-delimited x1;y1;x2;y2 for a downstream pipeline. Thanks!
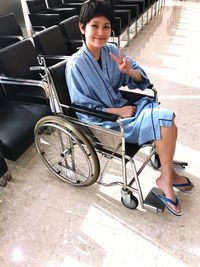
0;0;164;50
0;13;81;186
27;0;132;47
0;0;164;185
26;0;165;47
33;15;82;65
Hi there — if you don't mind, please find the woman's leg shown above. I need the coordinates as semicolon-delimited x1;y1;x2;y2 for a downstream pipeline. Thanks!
154;117;181;213
163;117;193;191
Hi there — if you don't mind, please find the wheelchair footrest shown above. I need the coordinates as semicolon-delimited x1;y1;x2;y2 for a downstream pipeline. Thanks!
144;187;165;213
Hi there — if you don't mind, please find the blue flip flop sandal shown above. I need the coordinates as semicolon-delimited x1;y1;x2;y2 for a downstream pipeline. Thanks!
173;177;195;194
153;193;182;216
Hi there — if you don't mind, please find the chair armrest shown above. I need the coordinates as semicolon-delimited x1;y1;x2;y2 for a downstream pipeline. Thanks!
0;35;23;47
32;26;46;32
66;40;83;53
120;0;145;14
48;7;77;18
29;13;62;27
62;2;83;12
0;35;23;41
113;4;139;18
38;55;71;66
0;75;48;93
0;75;43;85
0;75;49;104
66;103;118;122
113;9;131;26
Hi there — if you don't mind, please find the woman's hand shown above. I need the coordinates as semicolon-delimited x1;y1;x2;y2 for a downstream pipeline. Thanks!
107;105;136;118
110;48;144;82
117;105;136;118
109;48;131;74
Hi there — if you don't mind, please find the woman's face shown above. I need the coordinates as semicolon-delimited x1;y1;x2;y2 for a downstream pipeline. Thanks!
80;16;111;54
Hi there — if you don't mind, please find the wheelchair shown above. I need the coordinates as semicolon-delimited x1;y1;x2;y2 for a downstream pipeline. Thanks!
34;58;188;213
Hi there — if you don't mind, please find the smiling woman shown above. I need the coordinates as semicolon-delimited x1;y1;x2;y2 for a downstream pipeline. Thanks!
65;0;195;216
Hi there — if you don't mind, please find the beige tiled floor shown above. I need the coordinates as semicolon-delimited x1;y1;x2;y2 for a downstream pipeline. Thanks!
1;0;200;266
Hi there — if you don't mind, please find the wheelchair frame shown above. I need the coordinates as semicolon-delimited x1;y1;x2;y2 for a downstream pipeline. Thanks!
33;58;168;213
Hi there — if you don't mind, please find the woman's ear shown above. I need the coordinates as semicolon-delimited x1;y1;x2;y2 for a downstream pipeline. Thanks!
79;23;85;34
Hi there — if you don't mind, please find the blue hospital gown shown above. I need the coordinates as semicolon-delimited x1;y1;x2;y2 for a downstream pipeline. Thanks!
65;42;173;145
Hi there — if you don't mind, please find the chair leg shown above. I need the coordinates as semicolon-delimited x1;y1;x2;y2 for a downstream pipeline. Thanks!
0;176;7;187
4;170;12;182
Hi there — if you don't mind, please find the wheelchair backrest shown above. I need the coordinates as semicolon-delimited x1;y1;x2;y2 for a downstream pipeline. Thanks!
48;59;75;115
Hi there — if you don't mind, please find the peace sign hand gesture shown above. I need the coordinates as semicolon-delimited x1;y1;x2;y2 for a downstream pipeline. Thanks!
109;48;131;74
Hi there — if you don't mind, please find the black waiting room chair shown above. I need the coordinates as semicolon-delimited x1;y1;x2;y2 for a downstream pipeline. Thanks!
26;0;77;29
32;25;77;61
59;15;83;51
0;39;51;162
0;13;24;48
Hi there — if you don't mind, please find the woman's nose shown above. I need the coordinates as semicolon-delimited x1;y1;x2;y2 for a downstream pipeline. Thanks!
97;27;105;35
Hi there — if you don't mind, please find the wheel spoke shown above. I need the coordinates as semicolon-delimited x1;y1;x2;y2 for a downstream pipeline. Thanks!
35;118;100;186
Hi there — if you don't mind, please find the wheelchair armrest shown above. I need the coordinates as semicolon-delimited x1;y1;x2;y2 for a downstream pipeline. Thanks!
146;84;158;100
147;83;153;89
69;104;118;122
120;83;158;103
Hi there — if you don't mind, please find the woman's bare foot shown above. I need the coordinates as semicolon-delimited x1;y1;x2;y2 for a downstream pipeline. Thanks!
156;176;181;214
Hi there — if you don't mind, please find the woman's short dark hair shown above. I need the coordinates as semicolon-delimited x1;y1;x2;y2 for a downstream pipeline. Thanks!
79;0;114;28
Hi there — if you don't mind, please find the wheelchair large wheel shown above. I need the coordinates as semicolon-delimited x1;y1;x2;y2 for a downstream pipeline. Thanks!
150;149;161;170
35;116;100;186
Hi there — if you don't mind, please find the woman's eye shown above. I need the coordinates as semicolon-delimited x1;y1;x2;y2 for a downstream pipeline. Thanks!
91;25;98;28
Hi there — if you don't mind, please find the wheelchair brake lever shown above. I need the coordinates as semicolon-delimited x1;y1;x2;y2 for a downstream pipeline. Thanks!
30;66;45;72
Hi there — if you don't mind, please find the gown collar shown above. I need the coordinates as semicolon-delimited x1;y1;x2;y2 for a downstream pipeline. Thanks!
82;43;109;80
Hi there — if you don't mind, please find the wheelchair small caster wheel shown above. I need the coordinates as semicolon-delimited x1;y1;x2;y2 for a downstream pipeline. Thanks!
150;150;161;170
121;189;138;209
